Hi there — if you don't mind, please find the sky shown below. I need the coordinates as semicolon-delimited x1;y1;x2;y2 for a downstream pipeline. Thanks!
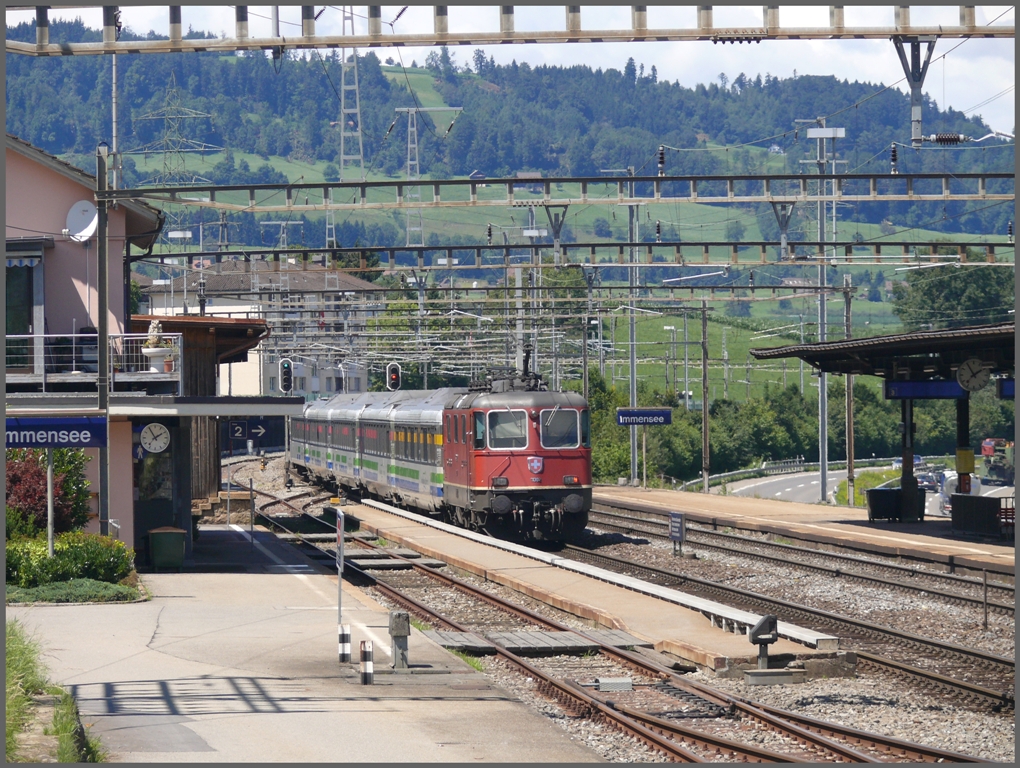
5;4;1015;133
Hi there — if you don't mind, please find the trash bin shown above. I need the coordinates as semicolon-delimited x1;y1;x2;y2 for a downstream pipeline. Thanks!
866;488;901;521
902;489;927;522
148;526;186;570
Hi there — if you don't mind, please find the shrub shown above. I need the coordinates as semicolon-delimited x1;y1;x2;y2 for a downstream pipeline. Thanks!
5;534;134;588
4;449;92;535
53;533;134;584
6;579;139;604
6;506;39;540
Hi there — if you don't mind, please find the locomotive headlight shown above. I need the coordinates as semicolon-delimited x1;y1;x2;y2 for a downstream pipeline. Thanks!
563;475;579;485
492;476;509;488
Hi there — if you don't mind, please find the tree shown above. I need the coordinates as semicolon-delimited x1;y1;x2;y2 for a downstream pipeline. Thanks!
624;58;637;83
592;217;612;238
129;280;142;314
724;219;746;242
5;448;93;536
891;264;1014;329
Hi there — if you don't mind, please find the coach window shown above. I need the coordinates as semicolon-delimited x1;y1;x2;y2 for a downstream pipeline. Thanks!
474;412;485;449
488;410;528;449
580;409;591;448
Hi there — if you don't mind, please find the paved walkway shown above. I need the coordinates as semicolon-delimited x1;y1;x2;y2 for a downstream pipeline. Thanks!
7;526;601;763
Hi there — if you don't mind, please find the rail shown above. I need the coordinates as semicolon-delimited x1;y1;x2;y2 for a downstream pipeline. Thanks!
5;332;184;395
254;488;990;760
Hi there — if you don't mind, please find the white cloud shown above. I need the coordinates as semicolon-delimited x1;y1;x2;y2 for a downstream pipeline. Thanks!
6;4;1014;131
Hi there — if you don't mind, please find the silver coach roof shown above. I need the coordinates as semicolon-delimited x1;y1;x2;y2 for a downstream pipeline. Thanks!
305;388;464;426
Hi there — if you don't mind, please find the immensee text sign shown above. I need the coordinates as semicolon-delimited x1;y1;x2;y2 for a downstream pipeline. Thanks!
616;408;673;426
5;417;107;448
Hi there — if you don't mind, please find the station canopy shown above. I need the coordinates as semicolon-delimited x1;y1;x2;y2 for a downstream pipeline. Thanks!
749;322;1015;380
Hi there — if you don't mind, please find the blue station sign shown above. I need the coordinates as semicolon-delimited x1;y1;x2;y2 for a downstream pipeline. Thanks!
616;408;673;426
5;417;107;448
884;380;967;400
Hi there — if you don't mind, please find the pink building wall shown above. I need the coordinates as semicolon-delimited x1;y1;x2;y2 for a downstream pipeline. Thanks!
5;148;127;336
80;422;134;548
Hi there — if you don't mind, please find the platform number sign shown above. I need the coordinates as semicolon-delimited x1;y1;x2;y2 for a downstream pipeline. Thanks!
229;420;248;440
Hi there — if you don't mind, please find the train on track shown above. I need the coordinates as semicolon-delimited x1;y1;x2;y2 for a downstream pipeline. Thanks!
288;357;591;541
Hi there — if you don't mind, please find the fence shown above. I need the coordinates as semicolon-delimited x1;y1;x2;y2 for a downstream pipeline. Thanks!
5;332;183;394
677;456;902;492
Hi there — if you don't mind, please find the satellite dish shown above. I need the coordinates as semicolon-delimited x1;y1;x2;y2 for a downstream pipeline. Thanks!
65;200;98;243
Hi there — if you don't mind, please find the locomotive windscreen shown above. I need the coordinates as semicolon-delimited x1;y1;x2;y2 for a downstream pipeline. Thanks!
488;410;528;449
540;409;579;449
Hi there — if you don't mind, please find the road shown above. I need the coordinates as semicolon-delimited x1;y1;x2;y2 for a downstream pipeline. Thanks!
721;470;1014;517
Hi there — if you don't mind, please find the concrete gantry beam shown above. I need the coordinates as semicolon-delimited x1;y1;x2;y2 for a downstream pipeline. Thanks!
7;4;1012;56
98;172;1014;215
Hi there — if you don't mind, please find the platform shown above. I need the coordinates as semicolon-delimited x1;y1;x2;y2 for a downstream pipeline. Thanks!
595;487;1015;577
6;526;601;763
344;502;845;676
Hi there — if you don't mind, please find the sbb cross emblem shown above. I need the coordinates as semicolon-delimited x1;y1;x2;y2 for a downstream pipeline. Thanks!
527;457;544;474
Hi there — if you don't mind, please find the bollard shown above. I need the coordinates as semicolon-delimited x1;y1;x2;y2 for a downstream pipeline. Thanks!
360;640;374;684
338;624;351;663
389;610;411;669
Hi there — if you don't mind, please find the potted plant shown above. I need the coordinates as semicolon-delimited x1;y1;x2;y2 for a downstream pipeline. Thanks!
141;319;174;372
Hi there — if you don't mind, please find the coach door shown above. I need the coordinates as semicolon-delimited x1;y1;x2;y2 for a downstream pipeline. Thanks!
444;411;469;508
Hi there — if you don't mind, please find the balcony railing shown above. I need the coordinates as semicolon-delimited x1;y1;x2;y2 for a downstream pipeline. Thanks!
5;333;184;395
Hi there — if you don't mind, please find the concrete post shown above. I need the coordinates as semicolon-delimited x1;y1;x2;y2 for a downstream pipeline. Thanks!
360;640;374;684
389;610;410;669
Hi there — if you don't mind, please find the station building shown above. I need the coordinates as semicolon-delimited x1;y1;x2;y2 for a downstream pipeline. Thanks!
5;133;303;560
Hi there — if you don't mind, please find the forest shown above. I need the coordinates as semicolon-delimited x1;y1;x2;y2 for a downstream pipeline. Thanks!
6;17;1015;245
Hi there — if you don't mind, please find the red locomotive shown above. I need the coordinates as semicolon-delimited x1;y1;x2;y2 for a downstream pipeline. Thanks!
290;354;591;541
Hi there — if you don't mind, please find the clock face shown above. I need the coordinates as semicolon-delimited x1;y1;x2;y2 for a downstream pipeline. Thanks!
139;423;171;453
956;358;991;392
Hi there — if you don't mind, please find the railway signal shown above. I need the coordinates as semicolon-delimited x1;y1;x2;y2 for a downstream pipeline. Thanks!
279;358;293;393
386;362;401;391
657;145;665;176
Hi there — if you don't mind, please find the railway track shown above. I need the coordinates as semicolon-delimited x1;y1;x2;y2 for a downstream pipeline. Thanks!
246;487;988;761
588;508;1015;614
564;543;1014;712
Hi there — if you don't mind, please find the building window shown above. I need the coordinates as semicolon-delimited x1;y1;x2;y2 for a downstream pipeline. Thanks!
326;377;333;392
269;376;277;391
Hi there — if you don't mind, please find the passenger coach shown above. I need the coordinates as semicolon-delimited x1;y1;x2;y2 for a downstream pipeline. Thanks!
289;369;591;541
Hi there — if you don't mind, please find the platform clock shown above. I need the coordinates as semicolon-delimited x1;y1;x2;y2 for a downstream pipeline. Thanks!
955;358;991;392
139;423;171;453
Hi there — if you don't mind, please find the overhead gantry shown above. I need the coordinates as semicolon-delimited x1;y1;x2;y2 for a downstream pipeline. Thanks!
10;5;1013;56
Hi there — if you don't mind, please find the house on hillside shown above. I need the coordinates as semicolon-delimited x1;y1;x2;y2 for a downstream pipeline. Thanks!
5;133;302;562
141;259;381;400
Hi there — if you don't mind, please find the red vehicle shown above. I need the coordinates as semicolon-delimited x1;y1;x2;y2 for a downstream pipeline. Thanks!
442;384;591;540
290;354;591;542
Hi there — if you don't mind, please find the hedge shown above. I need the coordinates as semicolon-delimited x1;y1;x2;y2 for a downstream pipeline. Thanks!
5;533;134;588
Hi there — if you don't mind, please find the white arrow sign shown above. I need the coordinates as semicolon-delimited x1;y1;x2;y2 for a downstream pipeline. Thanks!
251;425;266;437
